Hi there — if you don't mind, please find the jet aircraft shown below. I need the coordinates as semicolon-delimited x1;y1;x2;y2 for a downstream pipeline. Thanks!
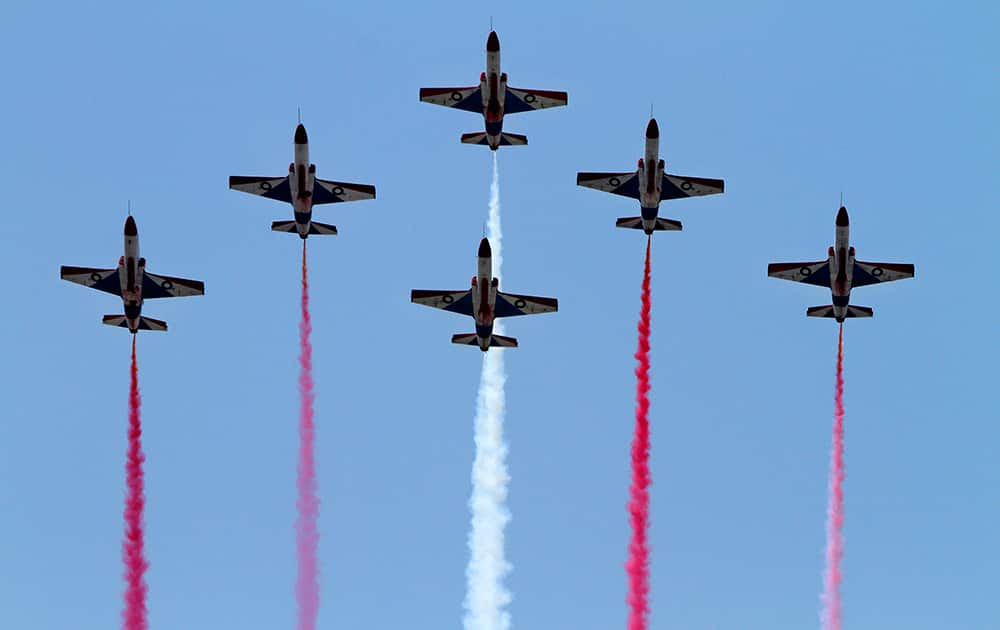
60;216;205;333
576;118;725;235
767;206;914;322
411;238;558;350
419;30;568;150
229;124;375;239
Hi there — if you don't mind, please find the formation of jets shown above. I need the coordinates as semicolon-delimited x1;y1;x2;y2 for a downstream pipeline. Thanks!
60;29;914;342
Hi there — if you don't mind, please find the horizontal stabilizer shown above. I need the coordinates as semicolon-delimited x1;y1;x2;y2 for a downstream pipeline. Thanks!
616;217;683;231
308;221;338;235
102;315;168;332
271;221;338;235
806;305;873;319
450;333;519;348
460;132;528;147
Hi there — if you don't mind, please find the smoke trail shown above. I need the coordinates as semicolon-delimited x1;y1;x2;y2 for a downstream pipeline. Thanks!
123;336;148;630
297;241;320;630
821;325;846;630
626;238;653;630
464;153;512;630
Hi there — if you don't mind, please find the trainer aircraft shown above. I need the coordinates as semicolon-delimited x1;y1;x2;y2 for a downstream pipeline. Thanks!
229;123;375;239
768;205;915;322
419;30;568;150
60;216;204;333
577;118;724;235
411;238;558;351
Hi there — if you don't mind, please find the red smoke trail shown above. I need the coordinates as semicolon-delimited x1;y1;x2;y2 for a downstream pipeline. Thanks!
123;336;148;630
821;324;845;630
296;242;320;630
626;237;652;630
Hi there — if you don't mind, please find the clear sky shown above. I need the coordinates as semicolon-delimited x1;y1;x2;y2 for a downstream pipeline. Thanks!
0;1;996;628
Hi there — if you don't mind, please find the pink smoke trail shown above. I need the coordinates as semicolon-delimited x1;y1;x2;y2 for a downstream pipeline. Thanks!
123;336;148;630
821;324;845;630
297;241;320;630
626;238;652;630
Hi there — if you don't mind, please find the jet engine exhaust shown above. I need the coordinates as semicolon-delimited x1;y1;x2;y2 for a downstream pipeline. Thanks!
123;337;149;630
626;237;653;630
297;241;320;630
821;324;846;630
464;153;512;630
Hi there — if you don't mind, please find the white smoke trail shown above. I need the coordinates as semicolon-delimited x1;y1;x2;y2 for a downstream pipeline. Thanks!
463;153;512;630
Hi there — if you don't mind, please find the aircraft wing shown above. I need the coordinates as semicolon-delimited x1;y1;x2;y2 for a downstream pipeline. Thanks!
852;261;915;287
228;176;293;203
419;86;483;113
661;174;725;200
312;179;377;205
576;172;640;200
494;291;559;318
767;261;832;287
504;87;568;114
60;266;122;296
410;289;474;316
142;272;205;299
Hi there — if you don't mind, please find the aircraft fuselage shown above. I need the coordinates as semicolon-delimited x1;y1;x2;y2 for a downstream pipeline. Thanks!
479;31;507;150
119;216;146;333
636;119;665;234
470;238;499;350
829;206;855;322
288;124;316;238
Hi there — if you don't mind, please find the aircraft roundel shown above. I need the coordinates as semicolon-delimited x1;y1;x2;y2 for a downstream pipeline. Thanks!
514;299;526;308
443;295;454;304
162;280;174;290
333;187;344;195
800;267;812;276
681;181;693;191
90;272;102;282
609;177;620;186
872;267;884;276
524;94;536;103
451;91;463;101
260;181;272;191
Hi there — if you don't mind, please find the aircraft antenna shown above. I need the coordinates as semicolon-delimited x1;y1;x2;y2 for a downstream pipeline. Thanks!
127;200;131;216
490;16;493;31
297;107;301;124
840;191;844;207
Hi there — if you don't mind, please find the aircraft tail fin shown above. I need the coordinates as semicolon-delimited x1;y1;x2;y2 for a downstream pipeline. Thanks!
102;315;168;332
616;216;683;232
450;333;519;349
270;220;338;236
460;132;528;147
806;305;873;319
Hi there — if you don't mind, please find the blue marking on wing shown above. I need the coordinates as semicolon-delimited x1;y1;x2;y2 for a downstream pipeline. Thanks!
494;294;526;318
261;178;292;203
451;88;484;113
503;90;534;114
444;292;474;316
91;270;123;296
614;176;641;200
141;273;172;299
801;263;832;287
851;263;879;288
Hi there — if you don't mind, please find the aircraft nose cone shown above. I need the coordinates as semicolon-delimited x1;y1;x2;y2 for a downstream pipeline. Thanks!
836;205;849;226
295;123;308;144
478;237;491;258
124;215;137;236
487;31;500;52
646;118;659;139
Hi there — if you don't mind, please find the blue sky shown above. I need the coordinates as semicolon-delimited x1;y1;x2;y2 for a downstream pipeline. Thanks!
0;0;997;628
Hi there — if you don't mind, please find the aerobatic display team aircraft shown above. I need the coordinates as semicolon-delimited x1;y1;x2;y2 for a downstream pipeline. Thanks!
229;124;376;239
420;30;568;150
60;216;205;333
577;118;725;235
411;238;558;351
768;206;914;322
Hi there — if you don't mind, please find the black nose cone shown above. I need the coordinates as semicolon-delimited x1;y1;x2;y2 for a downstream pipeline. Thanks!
836;206;849;227
646;118;659;139
478;237;491;258
487;31;500;52
295;124;308;144
124;215;137;236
